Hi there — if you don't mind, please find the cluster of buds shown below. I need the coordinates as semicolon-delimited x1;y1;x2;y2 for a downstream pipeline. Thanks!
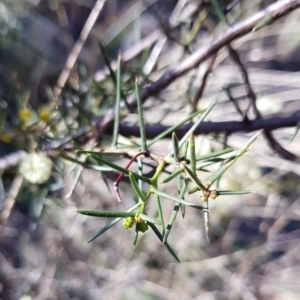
123;216;135;229
122;215;149;232
201;189;218;202
136;219;148;233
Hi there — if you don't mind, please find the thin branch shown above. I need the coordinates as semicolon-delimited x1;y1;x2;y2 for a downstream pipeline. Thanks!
53;0;106;101
2;114;299;171
94;1;201;81
1;174;24;226
44;0;300;150
192;52;217;112
118;113;300;139
96;0;300;135
228;45;300;162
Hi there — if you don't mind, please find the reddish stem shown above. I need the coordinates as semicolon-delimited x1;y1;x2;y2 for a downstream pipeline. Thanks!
114;151;148;201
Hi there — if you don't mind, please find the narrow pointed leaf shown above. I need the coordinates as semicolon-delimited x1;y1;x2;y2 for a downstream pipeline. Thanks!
161;168;183;184
81;153;152;184
87;165;113;172
205;131;261;187
98;42;116;82
182;139;189;159
182;164;206;191
77;210;135;218
76;150;127;157
129;172;147;202
59;152;85;164
188;186;200;195
196;158;227;169
204;201;210;242
87;203;140;243
140;214;162;225
135;79;147;151
290;122;300;143
189;134;196;173
172;132;180;162
152;188;206;210
155;193;165;235
112;53;122;148
164;181;188;243
148;223;180;263
133;229;139;247
217;190;254;195
177;102;216;149
196;148;233;161
148;110;201;147
210;0;229;25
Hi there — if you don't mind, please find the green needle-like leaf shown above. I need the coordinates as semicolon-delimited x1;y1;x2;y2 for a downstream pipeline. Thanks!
210;0;229;25
188;186;200;195
217;190;254;196
98;42;116;82
86;203;141;243
172;132;180;162
204;201;210;242
196;148;233;161
182;164;206;191
147;111;201;148
177;102;216;150
163;181;188;243
81;153;152;184
59;152;84;164
135;78;147;151
189;134;196;174
129;172;147;202
140;214;162;225
133;229;139;247
196;158;227;170
148;223;180;263
76;150;127;157
173;132;186;218
290;122;300;143
112;53;122;148
205;131;261;187
161;168;183;184
155;193;165;235
77;210;135;218
152;188;206;210
253;14;273;32
182;139;189;159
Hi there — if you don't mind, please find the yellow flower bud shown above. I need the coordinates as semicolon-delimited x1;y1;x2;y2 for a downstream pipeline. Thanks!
38;106;51;123
18;108;32;123
210;190;218;200
0;132;13;143
123;217;135;229
201;195;209;202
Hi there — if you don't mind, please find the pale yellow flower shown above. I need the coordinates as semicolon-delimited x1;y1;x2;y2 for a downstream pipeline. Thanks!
0;132;13;143
19;152;53;184
18;108;32;123
38;106;51;123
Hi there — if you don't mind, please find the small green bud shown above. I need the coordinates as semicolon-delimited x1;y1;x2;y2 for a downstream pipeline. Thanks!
123;217;135;229
137;219;148;233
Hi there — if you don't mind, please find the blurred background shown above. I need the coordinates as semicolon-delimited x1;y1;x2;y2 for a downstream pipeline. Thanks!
1;0;300;299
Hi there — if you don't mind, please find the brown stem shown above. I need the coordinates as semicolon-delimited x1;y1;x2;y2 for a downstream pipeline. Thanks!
228;45;300;163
